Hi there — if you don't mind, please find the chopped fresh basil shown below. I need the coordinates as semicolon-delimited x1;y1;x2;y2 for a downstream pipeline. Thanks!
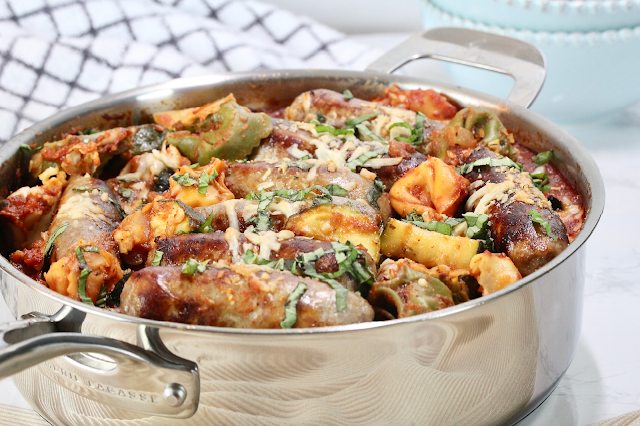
76;245;101;306
19;144;43;153
388;122;412;131
181;258;210;275
95;285;108;308
78;268;93;305
346;112;378;129
343;89;354;100
529;210;558;240
405;210;422;222
119;187;134;200
285;157;313;171
316;113;326;123
194;211;215;233
312;121;354;137
77;128;98;135
198;171;210;194
345;146;387;171
455;157;524;175
407;219;453;235
72;186;89;192
152;250;163;266
326;184;348;196
414;112;426;145
172;173;197;187
246;211;271;232
44;223;68;258
532;150;553;166
366;177;384;209
281;282;308;329
190;163;200;168
530;172;551;193
355;123;384;142
462;213;490;239
241;250;257;264
245;191;259;200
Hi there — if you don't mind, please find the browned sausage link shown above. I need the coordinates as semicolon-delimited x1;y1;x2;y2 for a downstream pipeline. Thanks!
120;264;374;328
284;88;442;140
463;148;568;276
374;140;427;191
50;175;123;262
152;232;375;293
250;119;319;162
226;161;375;202
44;175;124;301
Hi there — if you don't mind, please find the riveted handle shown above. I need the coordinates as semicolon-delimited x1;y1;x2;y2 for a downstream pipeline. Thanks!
0;308;199;419
366;27;546;108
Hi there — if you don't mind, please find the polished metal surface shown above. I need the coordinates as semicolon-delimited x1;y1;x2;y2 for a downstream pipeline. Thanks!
0;29;604;426
366;27;547;108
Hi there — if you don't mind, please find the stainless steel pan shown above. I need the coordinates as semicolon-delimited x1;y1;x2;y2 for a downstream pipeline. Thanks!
0;28;604;426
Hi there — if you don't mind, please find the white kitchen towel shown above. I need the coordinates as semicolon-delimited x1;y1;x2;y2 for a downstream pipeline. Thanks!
0;0;382;143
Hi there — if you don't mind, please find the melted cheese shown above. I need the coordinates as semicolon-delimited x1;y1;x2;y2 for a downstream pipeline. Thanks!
363;157;403;168
243;229;294;259
57;193;107;222
224;227;242;261
222;199;241;230
117;146;182;182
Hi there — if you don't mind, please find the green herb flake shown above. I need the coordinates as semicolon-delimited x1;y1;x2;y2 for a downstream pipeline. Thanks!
119;187;134;200
345;146;387;171
172;173;197;187
241;250;257;264
20;144;43;153
311;120;354;137
181;258;210;275
366;177;385;209
78;268;93;305
414;112;426;145
529;210;558;241
198;171;210;194
316;113;326;123
355;123;384;142
346;112;378;129
326;184;348;196
95;285;108;308
530;172;551;193
463;213;490;239
455;157;524;175
152;250;163;266
44;223;69;258
532;151;553;167
343;89;354;100
280;282;308;329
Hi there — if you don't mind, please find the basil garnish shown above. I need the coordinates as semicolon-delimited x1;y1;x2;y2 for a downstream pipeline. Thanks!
366;177;384;209
455;157;524;175
76;245;100;306
531;172;550;193
281;282;308;329
311;120;354;137
529;210;558;241
44;223;68;258
355;123;384;142
181;258;210;275
19;144;43;153
532;151;553;167
119;187;134;200
152;250;163;266
345;146;387;171
172;173;197;187
346;112;378;129
343;89;354;100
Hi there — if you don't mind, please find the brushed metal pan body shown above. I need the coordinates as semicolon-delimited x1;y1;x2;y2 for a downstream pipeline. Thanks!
0;29;604;426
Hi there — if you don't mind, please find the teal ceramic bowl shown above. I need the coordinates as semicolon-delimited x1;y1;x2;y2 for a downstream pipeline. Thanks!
420;0;640;123
429;0;640;32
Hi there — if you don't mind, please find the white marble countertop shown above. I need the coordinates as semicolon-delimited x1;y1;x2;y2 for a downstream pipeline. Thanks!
1;32;639;426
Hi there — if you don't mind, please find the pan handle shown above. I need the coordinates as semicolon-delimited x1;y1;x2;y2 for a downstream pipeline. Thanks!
0;307;199;419
366;27;546;108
